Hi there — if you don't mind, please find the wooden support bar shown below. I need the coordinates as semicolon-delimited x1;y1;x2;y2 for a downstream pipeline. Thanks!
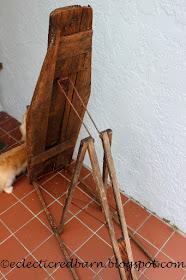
33;181;79;280
30;137;75;166
100;131;137;280
87;140;128;280
102;129;112;190
67;165;156;263
58;137;90;234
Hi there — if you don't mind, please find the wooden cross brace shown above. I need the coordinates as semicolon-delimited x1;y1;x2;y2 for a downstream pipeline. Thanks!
33;129;137;280
58;129;137;280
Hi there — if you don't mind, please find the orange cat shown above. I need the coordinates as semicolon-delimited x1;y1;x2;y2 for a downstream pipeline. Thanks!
19;105;29;142
0;107;29;194
0;143;27;193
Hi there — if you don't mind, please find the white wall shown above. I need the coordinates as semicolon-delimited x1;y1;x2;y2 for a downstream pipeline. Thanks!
0;0;185;232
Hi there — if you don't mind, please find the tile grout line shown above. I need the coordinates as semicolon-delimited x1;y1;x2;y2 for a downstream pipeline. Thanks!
181;272;186;280
10;192;53;234
141;230;186;277
0;219;52;278
133;213;152;234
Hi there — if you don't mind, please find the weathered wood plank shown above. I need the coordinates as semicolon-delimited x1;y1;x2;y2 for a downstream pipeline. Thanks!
27;5;93;181
102;129;113;190
44;6;92;174
30;137;75;166
100;131;137;280
27;30;60;182
87;140;128;280
57;30;92;60
58;137;89;234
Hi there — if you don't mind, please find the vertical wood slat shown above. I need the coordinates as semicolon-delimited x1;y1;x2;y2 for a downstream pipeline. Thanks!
27;30;60;182
87;140;128;280
58;137;89;234
56;6;93;169
100;131;137;280
27;6;93;182
43;6;84;174
102;129;113;190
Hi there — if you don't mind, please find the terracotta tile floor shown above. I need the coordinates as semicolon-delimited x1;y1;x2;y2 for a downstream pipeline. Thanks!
0;112;185;280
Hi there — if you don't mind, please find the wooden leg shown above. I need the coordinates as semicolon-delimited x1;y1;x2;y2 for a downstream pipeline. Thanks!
100;131;137;280
102;129;112;191
58;137;90;234
67;165;156;264
87;140;128;280
33;181;79;280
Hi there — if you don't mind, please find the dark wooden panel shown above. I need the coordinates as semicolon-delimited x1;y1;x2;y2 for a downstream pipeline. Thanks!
27;6;93;182
27;30;60;182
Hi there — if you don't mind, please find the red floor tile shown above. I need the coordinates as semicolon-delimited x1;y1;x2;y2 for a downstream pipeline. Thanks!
137;215;173;249
78;174;99;198
42;174;70;198
76;201;105;232
0;221;11;244
0;134;17;146
22;189;54;215
13;176;34;199
0;193;18;214
1;142;20;154
59;187;92;215
98;256;121;280
138;274;151;279
6;255;48;280
0;112;10;124
130;233;158;272
66;254;96;280
123;200;150;231
144;251;185;280
37;200;73;229
61;217;93;252
37;171;59;185
0;236;28;274
0;118;20;132
0;128;6;137
162;232;186;263
33;235;73;273
9;127;22;141
106;186;129;211
70;161;91;179
76;234;113;273
51;261;76;280
15;218;51;252
96;222;122;246
1;202;33;233
59;168;73;181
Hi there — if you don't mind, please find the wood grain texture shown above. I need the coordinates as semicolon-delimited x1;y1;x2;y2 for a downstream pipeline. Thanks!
27;6;92;182
27;30;60;182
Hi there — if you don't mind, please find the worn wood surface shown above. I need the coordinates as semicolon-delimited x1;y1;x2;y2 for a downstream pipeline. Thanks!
88;140;128;280
102;129;112;191
27;6;92;182
67;165;156;264
27;30;60;182
58;137;89;234
100;131;137;280
33;181;79;280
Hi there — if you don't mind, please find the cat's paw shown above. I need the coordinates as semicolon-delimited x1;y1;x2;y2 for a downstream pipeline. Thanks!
4;186;13;194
